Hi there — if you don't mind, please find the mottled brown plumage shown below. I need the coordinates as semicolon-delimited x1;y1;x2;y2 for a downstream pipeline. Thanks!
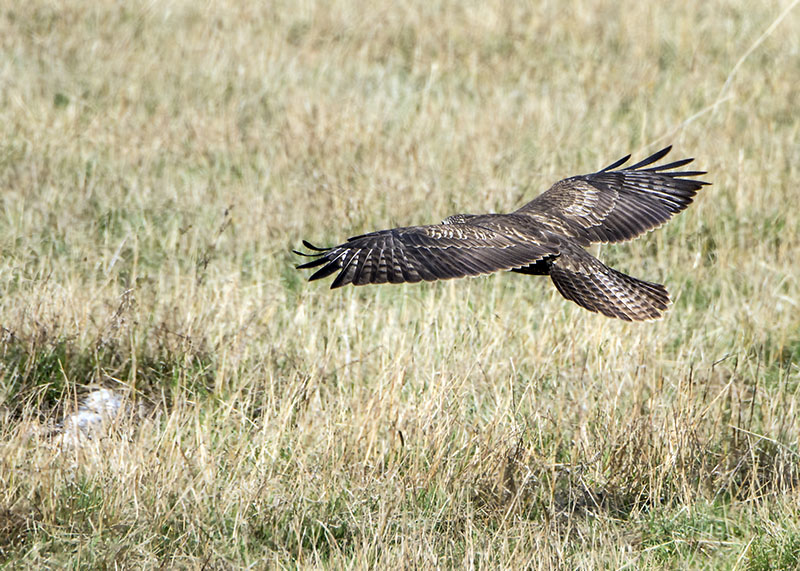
295;146;709;321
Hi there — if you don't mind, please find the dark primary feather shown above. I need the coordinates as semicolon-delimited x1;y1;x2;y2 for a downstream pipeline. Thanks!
294;146;709;321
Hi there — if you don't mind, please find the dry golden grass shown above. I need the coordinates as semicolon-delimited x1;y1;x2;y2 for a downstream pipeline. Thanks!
1;0;799;567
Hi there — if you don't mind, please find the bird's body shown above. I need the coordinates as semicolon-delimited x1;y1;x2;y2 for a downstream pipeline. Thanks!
295;146;709;321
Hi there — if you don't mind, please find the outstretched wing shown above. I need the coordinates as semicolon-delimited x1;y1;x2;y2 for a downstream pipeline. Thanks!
516;146;709;243
295;222;557;288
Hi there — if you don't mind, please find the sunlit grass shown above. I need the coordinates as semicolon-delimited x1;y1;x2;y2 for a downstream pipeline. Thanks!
1;0;799;567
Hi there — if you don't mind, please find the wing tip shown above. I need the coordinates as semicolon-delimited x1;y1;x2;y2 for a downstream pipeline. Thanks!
294;239;335;269
601;153;632;172
625;146;673;170
302;240;330;252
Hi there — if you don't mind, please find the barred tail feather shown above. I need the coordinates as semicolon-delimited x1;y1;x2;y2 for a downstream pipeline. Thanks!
549;250;670;321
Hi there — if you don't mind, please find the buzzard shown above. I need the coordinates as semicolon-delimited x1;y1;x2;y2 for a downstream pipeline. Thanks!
294;146;708;321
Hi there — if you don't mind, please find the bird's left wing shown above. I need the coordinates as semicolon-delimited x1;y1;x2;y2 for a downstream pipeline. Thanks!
515;146;709;243
295;222;557;288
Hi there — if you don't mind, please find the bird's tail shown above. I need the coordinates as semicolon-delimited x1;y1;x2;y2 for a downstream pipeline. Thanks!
549;248;670;321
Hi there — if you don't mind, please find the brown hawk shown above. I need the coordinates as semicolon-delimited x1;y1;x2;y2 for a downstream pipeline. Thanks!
294;146;709;321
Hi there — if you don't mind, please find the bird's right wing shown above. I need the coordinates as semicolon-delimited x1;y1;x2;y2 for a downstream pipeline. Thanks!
516;146;709;243
295;222;557;288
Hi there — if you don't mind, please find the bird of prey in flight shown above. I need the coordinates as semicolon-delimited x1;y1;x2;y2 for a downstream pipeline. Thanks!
294;146;708;321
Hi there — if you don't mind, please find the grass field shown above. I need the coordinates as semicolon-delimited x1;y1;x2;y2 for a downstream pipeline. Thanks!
1;0;799;567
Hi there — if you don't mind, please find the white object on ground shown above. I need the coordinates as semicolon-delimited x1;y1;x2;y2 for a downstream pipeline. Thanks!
58;388;127;446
